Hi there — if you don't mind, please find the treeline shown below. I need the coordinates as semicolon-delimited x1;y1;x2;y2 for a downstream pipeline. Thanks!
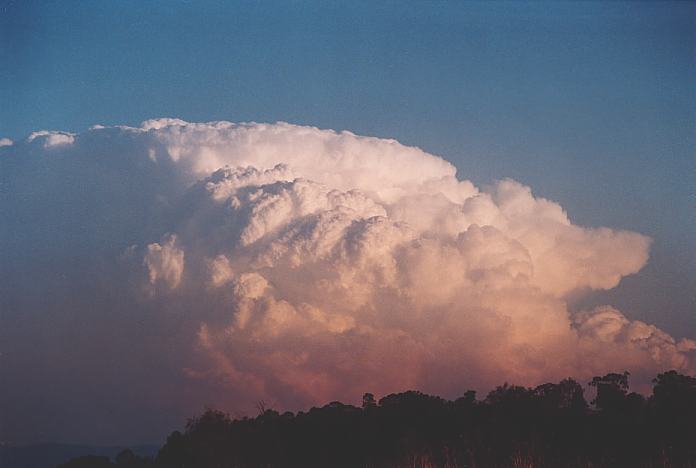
59;370;696;468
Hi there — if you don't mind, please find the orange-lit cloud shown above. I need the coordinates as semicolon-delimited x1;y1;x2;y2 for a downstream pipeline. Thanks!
129;119;692;407
2;119;693;416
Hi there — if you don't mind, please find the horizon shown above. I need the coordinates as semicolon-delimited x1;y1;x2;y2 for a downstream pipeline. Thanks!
0;368;686;448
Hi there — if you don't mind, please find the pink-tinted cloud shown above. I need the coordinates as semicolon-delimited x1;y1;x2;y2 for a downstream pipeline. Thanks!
2;119;693;438
122;119;690;408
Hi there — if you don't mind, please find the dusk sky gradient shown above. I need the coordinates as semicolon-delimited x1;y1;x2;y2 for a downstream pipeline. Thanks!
1;0;695;446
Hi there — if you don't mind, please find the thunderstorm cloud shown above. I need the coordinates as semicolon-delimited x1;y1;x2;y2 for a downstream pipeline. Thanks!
1;119;694;442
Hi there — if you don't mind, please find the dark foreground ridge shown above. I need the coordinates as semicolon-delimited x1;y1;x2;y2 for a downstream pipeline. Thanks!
58;371;696;468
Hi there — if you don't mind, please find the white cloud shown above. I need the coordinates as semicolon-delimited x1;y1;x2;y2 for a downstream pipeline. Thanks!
27;130;76;148
2;119;692;415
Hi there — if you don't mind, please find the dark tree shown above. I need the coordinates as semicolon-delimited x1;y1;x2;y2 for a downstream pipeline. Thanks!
589;371;630;412
362;392;377;409
57;371;696;468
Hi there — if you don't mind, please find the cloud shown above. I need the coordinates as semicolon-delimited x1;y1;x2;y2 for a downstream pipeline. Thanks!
575;306;696;374
143;234;185;290
1;118;693;441
27;130;76;148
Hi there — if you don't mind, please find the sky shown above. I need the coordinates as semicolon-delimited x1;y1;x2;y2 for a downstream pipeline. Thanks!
1;0;695;446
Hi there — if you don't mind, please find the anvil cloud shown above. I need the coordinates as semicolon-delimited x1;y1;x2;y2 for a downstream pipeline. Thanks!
1;119;694;442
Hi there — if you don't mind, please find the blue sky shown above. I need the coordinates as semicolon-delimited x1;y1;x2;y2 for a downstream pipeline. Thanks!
2;0;694;332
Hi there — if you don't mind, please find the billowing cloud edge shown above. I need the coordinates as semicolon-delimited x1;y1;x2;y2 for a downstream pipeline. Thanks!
3;118;693;411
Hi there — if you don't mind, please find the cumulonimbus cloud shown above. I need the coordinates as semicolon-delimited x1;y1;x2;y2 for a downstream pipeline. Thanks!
2;119;694;416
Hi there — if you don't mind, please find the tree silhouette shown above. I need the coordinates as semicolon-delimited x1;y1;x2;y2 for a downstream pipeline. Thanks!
362;392;377;409
57;370;696;468
588;371;630;411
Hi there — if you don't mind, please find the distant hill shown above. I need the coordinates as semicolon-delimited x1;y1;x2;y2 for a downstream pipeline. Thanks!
0;443;158;468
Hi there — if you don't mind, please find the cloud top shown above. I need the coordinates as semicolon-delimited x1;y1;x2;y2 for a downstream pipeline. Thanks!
27;130;75;148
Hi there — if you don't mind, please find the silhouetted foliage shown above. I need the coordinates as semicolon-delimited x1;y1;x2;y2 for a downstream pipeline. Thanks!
589;371;630;412
362;392;377;409
58;371;696;467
